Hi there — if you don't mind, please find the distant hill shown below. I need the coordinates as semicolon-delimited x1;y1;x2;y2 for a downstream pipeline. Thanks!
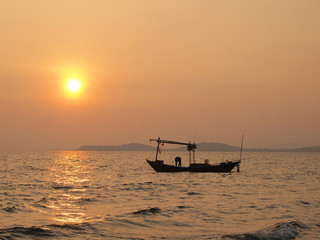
77;143;155;151
245;146;320;152
76;142;240;152
291;146;320;152
172;142;240;152
76;143;320;152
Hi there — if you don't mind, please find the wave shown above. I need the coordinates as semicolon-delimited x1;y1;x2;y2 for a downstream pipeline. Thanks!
176;205;192;209
1;203;27;213
120;181;156;191
52;185;73;189
48;222;91;230
132;207;161;215
222;221;308;240
0;222;93;239
76;197;96;204
0;226;54;238
2;206;17;213
187;191;202;196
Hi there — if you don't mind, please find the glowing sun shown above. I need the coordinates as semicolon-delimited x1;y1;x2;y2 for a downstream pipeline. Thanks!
66;79;81;92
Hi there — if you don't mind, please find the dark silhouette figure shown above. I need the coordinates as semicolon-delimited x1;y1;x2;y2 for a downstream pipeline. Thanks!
175;157;181;167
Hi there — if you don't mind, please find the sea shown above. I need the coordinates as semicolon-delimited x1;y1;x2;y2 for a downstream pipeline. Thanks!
0;151;319;239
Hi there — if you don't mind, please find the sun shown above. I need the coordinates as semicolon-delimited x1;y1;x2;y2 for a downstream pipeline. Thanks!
66;79;81;93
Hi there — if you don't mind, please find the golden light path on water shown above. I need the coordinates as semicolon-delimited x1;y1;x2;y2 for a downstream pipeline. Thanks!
47;152;95;224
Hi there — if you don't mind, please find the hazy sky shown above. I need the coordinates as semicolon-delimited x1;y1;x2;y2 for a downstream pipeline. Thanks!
1;0;319;150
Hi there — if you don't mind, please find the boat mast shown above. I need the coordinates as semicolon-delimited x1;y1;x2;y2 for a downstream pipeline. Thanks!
155;137;161;161
187;142;197;164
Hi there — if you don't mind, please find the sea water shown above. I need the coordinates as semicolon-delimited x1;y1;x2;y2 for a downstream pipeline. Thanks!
0;151;319;239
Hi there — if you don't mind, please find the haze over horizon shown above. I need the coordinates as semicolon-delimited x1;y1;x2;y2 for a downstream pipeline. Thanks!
1;0;319;151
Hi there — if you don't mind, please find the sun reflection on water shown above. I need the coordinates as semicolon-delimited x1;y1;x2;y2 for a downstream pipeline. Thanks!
47;151;94;224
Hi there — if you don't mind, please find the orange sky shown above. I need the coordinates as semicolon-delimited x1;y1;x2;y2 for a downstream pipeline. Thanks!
1;0;319;150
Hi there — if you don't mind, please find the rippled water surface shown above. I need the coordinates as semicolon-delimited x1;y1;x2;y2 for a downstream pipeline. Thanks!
0;151;319;239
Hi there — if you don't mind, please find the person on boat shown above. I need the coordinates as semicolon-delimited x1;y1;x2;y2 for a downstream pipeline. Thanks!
175;157;181;167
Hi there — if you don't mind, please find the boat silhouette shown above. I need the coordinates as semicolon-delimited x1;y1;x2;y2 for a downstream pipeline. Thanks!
146;137;243;173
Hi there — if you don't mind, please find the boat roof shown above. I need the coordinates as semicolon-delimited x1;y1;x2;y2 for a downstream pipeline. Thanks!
150;138;197;151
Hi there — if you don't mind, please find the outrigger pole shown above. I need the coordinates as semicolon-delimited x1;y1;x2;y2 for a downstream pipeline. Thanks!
150;137;197;164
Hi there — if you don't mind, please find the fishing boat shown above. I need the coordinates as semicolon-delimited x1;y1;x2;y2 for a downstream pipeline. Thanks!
146;137;243;173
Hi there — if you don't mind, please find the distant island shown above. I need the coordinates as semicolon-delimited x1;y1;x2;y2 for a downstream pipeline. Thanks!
77;143;155;151
76;143;320;152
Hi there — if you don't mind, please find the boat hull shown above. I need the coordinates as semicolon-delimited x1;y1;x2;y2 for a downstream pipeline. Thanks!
146;160;240;173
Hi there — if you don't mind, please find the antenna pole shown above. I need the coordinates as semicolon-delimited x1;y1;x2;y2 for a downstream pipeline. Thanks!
237;135;244;172
239;135;244;162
